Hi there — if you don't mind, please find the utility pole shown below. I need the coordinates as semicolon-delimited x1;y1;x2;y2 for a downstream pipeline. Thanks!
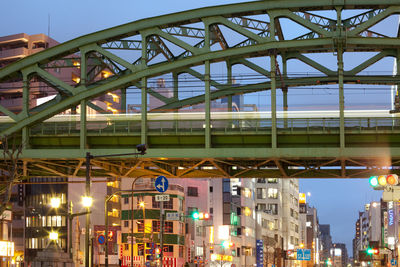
203;240;206;267
85;152;91;267
160;201;164;267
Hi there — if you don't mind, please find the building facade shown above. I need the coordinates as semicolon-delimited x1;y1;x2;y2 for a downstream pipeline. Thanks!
120;179;186;267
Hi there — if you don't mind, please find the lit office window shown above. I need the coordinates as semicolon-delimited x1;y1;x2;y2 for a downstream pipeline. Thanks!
267;188;278;199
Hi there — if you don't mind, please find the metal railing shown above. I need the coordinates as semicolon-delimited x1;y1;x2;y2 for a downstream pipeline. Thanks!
26;116;400;136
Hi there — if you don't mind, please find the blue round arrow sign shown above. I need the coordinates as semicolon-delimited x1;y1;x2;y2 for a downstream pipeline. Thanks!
155;176;168;193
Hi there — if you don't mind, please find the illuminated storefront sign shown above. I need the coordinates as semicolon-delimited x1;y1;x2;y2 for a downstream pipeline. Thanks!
211;254;233;262
0;241;14;257
299;193;306;204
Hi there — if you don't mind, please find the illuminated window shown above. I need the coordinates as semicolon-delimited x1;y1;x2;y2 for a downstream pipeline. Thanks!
110;195;120;203
268;188;278;199
244;207;252;217
112;209;119;218
243;188;252;198
268;221;274;230
102;70;112;79
71;73;80;84
268;178;278;183
137;220;144;232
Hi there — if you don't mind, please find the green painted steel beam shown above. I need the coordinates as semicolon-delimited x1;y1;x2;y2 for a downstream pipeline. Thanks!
17;147;400;159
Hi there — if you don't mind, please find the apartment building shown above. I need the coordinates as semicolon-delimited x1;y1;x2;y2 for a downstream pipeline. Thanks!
120;179;186;267
255;178;300;267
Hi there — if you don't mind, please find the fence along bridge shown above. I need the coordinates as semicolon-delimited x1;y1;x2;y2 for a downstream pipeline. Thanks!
1;0;400;179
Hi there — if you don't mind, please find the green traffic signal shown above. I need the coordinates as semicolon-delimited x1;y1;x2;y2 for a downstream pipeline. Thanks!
192;211;199;220
366;247;379;255
369;176;379;187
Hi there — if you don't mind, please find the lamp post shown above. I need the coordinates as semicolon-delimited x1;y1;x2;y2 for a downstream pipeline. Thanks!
49;197;92;259
86;144;147;267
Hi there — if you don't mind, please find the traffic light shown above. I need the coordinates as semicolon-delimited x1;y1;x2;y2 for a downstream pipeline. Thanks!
369;176;379;187
366;247;379;255
191;211;210;220
192;211;199;220
369;174;399;189
221;241;233;248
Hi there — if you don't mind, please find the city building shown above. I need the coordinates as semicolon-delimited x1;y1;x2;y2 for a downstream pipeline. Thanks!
0;33;123;116
299;205;322;267
120;178;186;267
208;178;257;267
169;178;210;265
332;243;348;267
255;178;300;267
320;224;333;264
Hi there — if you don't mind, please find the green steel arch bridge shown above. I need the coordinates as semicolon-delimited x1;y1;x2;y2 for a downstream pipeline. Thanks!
1;0;400;179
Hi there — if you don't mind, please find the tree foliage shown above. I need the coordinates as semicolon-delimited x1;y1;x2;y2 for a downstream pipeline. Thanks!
0;135;23;215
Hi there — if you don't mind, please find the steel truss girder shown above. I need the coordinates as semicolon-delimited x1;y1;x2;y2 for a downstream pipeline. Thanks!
1;37;400;136
4;147;400;179
0;0;399;144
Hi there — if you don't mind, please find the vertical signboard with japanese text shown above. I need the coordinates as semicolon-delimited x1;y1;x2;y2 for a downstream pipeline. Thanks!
256;240;264;267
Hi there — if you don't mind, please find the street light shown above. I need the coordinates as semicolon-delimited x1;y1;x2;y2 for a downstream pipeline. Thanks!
86;144;147;267
82;196;93;208
49;197;91;259
49;231;59;241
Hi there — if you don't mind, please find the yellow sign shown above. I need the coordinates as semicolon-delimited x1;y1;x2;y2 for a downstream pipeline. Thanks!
0;241;14;257
211;254;232;262
299;193;306;204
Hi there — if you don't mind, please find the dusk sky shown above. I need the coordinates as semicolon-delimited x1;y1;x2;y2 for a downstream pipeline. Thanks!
1;0;395;257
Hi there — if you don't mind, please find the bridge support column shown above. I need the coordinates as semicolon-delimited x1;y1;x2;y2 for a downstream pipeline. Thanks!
173;72;179;130
22;72;30;149
141;35;148;145
141;77;148;145
269;13;277;149
204;22;211;149
80;99;87;149
80;50;88;150
282;54;288;129
395;49;400;111
282;54;288;112
227;62;233;112
336;7;345;149
205;60;211;149
270;54;277;149
121;88;127;113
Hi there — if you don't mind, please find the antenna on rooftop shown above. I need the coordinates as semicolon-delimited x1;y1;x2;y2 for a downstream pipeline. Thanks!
48;14;51;37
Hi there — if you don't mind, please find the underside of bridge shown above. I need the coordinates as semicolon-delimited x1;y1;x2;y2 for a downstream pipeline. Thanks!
1;0;400;179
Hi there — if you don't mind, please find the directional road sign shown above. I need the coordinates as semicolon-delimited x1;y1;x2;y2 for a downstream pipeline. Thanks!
155;176;168;193
297;249;311;261
391;259;397;266
166;212;180;221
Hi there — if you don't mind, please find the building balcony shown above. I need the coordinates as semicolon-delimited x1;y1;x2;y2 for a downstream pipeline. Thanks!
0;47;28;61
0;98;22;112
0;33;29;46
